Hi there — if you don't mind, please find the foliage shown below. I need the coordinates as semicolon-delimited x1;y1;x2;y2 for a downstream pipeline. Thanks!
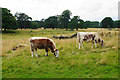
31;21;39;29
68;16;85;30
15;12;32;29
44;16;58;29
101;17;114;28
60;10;72;30
2;8;18;31
113;20;120;28
68;16;79;30
85;21;99;28
39;19;45;28
2;8;119;30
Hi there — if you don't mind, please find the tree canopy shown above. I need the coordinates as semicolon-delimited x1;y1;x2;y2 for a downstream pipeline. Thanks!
60;10;72;30
15;12;32;29
2;8;119;31
101;17;114;28
2;8;18;31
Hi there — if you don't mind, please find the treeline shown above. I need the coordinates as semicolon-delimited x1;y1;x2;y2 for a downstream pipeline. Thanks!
2;8;120;31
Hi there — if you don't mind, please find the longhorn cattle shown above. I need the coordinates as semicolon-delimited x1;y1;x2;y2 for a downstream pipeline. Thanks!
77;32;104;49
30;37;59;57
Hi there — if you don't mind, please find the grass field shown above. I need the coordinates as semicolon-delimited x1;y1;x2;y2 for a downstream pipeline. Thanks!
2;28;119;78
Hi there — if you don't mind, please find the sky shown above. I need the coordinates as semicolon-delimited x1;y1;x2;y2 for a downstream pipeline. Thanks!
0;0;119;21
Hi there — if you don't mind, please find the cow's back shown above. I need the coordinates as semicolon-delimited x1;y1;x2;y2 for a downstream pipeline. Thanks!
30;37;56;49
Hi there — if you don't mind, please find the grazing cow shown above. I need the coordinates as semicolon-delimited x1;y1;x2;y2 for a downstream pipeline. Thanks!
30;37;59;57
77;32;104;49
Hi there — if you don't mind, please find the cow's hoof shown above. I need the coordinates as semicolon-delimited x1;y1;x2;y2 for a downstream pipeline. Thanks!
56;56;59;58
36;55;38;57
45;55;48;56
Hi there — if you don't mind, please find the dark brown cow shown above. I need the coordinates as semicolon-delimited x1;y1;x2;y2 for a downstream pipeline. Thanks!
30;37;59;57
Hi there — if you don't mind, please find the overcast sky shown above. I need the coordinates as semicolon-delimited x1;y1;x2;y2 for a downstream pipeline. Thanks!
0;0;119;21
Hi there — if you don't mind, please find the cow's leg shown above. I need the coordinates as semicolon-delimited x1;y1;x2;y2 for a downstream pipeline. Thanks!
79;41;81;49
30;46;34;57
94;40;97;48
92;41;94;48
35;48;38;57
45;48;48;56
31;50;34;57
54;52;57;56
79;40;83;49
81;41;84;49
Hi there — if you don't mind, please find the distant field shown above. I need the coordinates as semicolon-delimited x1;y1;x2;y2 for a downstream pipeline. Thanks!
2;28;118;78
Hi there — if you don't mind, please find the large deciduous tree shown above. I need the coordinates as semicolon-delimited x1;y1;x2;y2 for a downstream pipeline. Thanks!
60;10;72;30
68;16;85;30
44;16;58;29
68;16;79;30
101;17;114;29
2;8;18;31
15;12;32;29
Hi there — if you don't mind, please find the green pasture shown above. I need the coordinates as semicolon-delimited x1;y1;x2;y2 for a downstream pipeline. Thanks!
2;28;118;78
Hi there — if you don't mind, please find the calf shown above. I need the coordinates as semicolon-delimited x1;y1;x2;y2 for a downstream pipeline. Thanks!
30;37;59;57
77;32;104;49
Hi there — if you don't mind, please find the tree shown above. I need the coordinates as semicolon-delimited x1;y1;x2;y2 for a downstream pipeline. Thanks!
85;21;91;28
2;8;18;31
39;19;45;28
114;20;120;28
60;10;72;30
31;21;39;29
78;19;85;29
15;12;32;29
44;16;58;29
68;16;85;30
101;17;114;28
68;16;79;30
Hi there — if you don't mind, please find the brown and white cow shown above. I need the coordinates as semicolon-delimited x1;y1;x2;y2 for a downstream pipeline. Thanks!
30;37;59;57
77;32;104;49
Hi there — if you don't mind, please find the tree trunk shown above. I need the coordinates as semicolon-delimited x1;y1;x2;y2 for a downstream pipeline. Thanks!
4;28;6;32
76;28;78;31
66;28;68;30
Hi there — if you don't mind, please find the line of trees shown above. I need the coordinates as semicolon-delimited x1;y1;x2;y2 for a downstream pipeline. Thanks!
2;8;120;31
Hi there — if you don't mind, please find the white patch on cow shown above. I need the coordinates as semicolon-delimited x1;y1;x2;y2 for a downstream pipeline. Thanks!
31;51;34;57
35;50;38;57
56;50;59;57
30;37;49;40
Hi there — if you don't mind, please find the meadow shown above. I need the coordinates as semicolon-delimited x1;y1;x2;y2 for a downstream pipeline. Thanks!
2;28;119;78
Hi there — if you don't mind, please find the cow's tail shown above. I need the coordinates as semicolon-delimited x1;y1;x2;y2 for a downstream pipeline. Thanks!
12;44;29;51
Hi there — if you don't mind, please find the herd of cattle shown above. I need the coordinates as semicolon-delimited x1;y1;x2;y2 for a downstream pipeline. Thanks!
29;32;104;58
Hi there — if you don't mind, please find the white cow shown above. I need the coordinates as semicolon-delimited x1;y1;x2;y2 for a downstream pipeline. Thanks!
77;32;104;49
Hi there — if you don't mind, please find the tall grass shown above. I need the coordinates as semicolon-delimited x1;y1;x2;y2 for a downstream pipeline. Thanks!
2;28;118;78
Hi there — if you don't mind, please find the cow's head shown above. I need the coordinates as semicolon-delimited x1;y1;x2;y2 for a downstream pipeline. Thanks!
54;49;59;57
98;39;104;46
